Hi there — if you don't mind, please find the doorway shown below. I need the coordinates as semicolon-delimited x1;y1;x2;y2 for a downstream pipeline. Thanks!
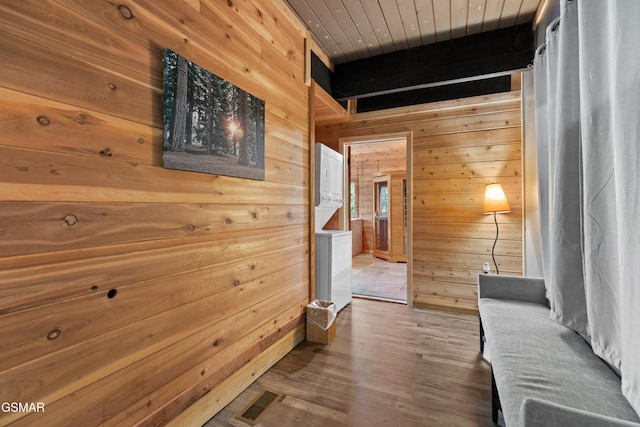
340;133;412;306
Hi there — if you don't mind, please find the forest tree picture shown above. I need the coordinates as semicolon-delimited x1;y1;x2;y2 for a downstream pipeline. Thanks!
162;49;265;180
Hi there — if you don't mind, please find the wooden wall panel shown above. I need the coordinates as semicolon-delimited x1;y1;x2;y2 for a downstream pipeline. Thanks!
316;91;523;314
0;0;310;425
0;202;306;257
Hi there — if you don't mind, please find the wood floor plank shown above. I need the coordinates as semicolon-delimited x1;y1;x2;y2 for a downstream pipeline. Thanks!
203;298;494;426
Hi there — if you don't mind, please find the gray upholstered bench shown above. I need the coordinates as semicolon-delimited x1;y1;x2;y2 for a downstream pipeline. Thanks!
478;273;640;427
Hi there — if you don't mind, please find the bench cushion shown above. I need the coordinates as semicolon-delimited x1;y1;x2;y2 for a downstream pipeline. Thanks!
479;298;640;427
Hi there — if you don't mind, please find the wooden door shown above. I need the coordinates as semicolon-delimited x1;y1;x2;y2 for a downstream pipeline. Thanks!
373;175;391;259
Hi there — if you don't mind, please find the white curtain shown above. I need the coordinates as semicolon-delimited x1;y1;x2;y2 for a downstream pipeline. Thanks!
522;71;544;278
534;0;640;416
534;1;588;336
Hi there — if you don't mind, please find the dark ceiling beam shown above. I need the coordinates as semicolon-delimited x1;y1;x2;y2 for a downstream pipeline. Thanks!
355;75;512;113
350;69;527;99
331;23;534;102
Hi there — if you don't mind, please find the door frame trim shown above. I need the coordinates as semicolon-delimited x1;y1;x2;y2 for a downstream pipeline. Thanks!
339;131;414;308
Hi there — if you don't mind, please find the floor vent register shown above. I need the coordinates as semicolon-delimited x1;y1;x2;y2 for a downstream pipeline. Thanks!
236;389;282;425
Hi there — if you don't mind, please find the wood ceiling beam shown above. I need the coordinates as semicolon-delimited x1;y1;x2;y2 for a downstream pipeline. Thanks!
331;23;534;102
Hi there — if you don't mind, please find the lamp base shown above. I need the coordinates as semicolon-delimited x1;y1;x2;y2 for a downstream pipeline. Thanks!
492;211;499;275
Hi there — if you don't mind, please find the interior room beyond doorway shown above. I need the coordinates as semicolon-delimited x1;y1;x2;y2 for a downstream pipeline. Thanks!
352;253;407;302
345;137;409;303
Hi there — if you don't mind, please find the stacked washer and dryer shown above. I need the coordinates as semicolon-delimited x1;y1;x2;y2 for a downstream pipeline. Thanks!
314;143;352;313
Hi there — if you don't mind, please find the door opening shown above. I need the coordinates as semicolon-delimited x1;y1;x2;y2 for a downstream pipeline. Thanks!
340;133;412;306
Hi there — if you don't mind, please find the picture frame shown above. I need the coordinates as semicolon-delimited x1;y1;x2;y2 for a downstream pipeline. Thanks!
162;49;265;180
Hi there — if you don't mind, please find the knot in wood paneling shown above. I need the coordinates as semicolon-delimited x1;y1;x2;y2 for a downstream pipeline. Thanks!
117;5;133;20
36;115;50;126
47;328;62;340
63;214;78;226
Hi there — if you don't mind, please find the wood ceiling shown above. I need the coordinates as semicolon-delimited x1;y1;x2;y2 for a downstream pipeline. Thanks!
286;0;541;65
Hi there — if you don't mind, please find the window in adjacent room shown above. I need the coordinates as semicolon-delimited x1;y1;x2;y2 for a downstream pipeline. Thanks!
350;180;358;218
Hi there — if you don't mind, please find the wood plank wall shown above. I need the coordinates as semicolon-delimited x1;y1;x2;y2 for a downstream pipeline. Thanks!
316;92;523;314
0;1;310;425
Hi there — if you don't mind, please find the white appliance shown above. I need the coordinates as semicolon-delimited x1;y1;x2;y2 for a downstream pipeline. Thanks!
316;231;352;311
315;142;344;231
315;143;352;312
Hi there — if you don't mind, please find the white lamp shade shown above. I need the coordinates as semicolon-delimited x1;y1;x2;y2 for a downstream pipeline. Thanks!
483;183;511;214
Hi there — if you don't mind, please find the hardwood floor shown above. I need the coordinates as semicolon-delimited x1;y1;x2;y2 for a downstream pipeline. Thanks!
352;253;407;302
204;299;494;427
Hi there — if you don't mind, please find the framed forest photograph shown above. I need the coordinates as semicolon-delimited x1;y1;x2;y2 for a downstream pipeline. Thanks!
162;49;266;180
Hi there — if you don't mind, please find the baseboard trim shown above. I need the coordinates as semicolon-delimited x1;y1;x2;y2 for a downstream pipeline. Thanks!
166;324;305;427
